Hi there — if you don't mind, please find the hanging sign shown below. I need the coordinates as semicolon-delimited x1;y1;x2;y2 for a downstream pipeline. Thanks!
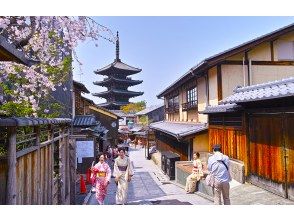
76;140;94;163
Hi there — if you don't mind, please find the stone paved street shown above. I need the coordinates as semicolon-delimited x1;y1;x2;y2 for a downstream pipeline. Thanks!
86;147;212;205
85;146;294;205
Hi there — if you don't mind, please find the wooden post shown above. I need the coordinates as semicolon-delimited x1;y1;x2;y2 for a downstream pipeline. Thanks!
217;65;223;101
69;137;76;204
6;126;17;205
270;41;274;61
59;125;65;204
34;126;41;205
48;124;54;205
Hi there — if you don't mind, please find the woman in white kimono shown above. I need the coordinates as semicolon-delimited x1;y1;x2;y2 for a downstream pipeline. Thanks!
185;152;203;193
113;148;134;205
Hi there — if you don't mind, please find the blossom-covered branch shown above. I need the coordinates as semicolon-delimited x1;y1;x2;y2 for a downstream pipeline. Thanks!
0;16;115;117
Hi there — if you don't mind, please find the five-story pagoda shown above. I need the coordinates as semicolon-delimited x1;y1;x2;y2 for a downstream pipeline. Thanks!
93;32;143;110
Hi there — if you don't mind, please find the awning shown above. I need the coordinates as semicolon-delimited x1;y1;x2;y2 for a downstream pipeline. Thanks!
133;131;148;137
73;115;97;127
220;77;294;104
129;126;143;132
149;121;207;140
201;103;243;114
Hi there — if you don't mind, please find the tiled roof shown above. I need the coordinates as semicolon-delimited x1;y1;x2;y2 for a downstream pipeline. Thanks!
73;115;97;127
136;104;164;116
0;35;35;65
201;103;243;114
221;77;294;104
110;110;137;117
0;117;71;127
73;80;90;94
81;95;95;105
149;121;207;139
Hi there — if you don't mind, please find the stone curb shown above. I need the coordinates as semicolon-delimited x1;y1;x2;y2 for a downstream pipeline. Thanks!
171;180;214;202
83;190;93;205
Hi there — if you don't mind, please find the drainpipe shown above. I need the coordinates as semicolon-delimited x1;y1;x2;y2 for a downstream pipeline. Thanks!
242;57;246;86
248;59;252;86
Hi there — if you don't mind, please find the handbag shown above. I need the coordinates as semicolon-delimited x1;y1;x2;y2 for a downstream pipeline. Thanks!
205;172;215;187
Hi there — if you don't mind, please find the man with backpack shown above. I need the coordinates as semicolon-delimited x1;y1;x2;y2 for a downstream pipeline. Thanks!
207;144;231;205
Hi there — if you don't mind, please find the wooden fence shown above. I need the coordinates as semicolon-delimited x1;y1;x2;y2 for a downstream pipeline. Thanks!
0;117;75;205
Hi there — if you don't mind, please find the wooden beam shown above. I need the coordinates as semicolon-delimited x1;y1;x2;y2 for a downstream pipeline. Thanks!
6;126;17;205
217;65;223;101
16;145;39;158
252;61;294;65
89;105;118;119
221;60;294;66
270;41;274;61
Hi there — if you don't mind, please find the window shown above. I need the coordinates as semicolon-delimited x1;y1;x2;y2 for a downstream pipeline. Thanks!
187;87;197;103
173;96;179;106
277;41;294;61
168;98;173;107
165;95;179;113
183;87;197;111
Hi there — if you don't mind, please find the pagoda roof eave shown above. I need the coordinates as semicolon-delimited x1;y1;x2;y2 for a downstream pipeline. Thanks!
92;90;144;98
97;101;130;107
93;78;143;86
94;60;142;75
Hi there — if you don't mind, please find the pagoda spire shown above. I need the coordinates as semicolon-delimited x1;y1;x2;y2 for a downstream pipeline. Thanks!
94;31;143;110
115;31;120;61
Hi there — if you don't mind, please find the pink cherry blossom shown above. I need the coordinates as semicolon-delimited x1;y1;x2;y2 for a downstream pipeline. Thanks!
0;16;115;117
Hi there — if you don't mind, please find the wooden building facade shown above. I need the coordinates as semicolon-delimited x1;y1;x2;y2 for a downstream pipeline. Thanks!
153;23;294;199
89;105;120;147
73;80;91;116
204;77;294;200
136;104;165;124
156;23;294;158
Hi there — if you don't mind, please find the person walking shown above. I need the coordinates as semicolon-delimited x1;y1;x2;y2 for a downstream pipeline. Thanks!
185;152;203;193
113;148;134;205
207;144;231;205
91;153;112;205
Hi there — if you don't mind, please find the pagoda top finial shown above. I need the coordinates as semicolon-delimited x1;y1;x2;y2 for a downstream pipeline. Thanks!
115;31;120;62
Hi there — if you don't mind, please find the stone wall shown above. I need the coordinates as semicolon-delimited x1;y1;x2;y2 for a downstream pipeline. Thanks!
207;153;245;184
175;161;214;200
151;151;162;168
230;159;245;184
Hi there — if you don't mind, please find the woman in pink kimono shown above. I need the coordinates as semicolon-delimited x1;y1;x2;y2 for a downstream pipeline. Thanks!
91;153;111;205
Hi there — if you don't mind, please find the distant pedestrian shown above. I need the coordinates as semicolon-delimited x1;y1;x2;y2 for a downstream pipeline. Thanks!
207;144;231;205
185;152;203;193
113;146;119;160
91;153;112;205
108;147;113;160
113;147;134;205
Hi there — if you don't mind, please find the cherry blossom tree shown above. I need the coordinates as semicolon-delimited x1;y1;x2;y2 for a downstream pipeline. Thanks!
0;16;115;117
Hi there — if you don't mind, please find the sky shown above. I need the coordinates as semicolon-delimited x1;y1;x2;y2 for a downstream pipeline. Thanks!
73;16;294;107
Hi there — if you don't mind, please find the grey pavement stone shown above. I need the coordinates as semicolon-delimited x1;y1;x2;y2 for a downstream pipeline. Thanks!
85;147;294;205
86;147;212;205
